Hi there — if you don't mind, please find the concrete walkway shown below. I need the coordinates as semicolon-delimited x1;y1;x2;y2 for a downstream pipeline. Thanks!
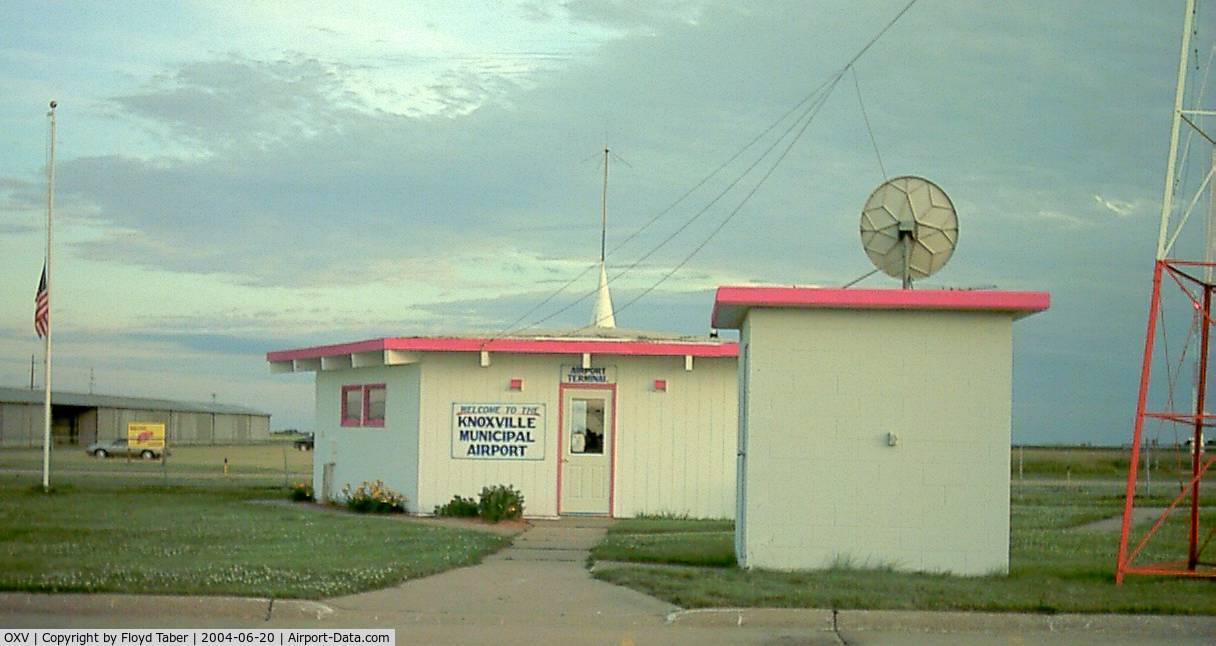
300;517;685;637
5;518;1216;643
1074;506;1177;532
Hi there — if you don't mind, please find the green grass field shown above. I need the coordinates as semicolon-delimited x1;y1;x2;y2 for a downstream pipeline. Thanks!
593;484;1216;614
0;475;508;599
1012;445;1215;481
594;517;736;567
0;444;312;486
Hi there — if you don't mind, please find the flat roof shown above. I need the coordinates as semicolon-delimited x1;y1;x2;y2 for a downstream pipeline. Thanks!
267;333;738;366
0;386;269;416
711;285;1050;329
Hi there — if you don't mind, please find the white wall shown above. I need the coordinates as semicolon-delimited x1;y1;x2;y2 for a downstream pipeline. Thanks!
417;353;564;516
612;355;737;518
416;351;738;518
738;308;1014;576
314;363;421;510
0;403;39;447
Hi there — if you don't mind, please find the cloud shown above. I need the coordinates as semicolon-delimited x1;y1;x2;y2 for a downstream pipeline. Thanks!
1035;209;1089;229
23;2;1166;309
562;0;705;32
52;38;840;290
112;56;371;154
1093;194;1146;218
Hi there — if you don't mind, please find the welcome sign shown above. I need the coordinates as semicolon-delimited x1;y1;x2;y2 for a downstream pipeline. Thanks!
451;403;545;460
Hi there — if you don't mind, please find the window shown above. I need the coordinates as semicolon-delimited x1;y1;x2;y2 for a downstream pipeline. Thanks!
365;385;386;426
570;397;605;455
341;383;386;427
341;386;362;426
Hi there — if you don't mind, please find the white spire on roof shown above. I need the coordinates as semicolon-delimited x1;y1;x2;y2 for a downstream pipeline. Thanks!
591;146;617;329
592;261;616;328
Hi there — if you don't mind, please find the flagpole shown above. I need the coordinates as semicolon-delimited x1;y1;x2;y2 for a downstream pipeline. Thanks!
42;100;56;492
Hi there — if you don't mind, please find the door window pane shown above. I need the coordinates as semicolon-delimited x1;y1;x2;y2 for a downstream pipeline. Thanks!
571;397;605;455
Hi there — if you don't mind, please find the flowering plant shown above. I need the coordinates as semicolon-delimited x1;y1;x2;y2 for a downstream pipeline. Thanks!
289;481;313;502
478;484;524;523
342;480;407;514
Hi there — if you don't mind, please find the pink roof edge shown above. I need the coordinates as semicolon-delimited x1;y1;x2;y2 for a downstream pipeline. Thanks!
267;335;739;363
711;285;1050;329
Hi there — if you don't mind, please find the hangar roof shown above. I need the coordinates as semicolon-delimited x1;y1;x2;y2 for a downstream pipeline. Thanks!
711;285;1051;329
0;386;268;416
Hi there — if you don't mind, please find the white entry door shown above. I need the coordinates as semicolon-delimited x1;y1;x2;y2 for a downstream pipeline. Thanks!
560;386;614;515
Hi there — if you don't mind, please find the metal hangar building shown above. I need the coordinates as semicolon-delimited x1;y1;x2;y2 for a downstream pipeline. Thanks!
0;386;271;448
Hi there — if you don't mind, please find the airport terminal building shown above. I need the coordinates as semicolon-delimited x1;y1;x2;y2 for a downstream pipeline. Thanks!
267;329;739;518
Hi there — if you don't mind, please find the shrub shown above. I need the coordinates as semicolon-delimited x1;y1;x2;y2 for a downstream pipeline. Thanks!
478;484;524;523
342;480;407;514
434;495;480;517
289;481;313;502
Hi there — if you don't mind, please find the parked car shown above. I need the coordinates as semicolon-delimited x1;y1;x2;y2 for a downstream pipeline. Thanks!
294;433;314;451
85;437;167;460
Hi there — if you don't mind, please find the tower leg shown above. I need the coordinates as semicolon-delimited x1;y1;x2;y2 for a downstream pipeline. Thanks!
1118;260;1165;583
1189;285;1211;569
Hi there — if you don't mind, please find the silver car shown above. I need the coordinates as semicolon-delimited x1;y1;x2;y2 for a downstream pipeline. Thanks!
85;437;166;460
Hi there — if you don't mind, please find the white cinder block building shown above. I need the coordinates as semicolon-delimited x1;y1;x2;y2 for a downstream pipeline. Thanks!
713;286;1049;576
267;330;738;518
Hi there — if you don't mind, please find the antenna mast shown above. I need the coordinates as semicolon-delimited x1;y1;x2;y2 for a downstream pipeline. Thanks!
1155;0;1197;260
591;147;617;328
600;147;609;264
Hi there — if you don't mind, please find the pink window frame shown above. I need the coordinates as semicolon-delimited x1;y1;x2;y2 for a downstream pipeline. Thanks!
341;383;387;427
363;383;386;427
340;385;364;427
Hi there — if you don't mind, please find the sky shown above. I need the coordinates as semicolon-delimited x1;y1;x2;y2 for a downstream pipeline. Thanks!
0;1;1212;445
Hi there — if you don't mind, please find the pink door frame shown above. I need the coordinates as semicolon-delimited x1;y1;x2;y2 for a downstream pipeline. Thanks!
555;382;618;517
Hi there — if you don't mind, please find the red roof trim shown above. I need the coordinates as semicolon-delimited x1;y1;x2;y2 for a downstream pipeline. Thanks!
711;286;1050;329
267;336;737;362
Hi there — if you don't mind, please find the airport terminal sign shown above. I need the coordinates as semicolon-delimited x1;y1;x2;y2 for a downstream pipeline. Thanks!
561;365;616;384
451;403;545;460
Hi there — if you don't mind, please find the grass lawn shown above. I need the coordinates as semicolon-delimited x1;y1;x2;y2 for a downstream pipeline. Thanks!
1013;445;1216;481
593;484;1216;614
0;444;312;482
593;517;735;567
0;475;508;599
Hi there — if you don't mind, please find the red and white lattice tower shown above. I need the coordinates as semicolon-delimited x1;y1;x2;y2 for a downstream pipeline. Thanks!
1116;0;1216;582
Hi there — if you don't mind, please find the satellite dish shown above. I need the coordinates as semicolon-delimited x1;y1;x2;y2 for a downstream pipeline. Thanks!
859;176;959;289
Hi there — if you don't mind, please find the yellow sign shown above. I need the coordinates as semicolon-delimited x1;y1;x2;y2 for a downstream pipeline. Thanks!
127;422;165;450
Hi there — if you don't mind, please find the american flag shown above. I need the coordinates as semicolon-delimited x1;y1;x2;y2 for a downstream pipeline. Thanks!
34;264;49;338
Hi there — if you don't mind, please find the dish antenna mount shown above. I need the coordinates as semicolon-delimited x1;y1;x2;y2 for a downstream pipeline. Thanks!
859;176;959;288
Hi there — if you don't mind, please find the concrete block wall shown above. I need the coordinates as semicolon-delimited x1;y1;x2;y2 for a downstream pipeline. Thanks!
738;308;1014;576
